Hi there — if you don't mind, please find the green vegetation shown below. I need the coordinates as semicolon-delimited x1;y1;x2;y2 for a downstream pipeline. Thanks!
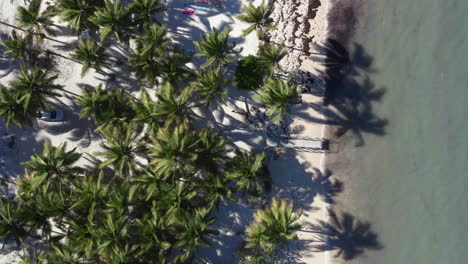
235;55;264;91
235;0;275;39
0;0;307;263
241;199;302;263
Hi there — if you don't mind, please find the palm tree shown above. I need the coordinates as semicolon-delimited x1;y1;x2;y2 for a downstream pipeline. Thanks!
69;171;109;219
94;124;145;177
226;151;268;196
253;77;301;123
131;88;160;131
192;67;231;108
21;140;81;194
95;213;132;262
76;84;110;124
249;198;302;244
0;31;31;65
71;38;108;76
57;0;104;32
153;86;201;128
130;0;167;28
129;24;171;86
0;85;36;129
90;0;132;43
17;0;57;43
0;198;31;247
195;129;228;173
235;0;275;39
158;48;193;86
194;27;238;69
198;173;231;209
76;85;134;131
134;200;172;260
135;24;170;56
10;66;63;111
258;43;287;76
242;199;301;262
174;208;218;262
149;125;199;180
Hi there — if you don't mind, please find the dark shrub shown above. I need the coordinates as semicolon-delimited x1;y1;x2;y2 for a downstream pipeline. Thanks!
235;55;264;90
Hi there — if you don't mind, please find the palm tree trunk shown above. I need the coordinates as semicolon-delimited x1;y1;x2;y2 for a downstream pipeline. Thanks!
243;96;251;117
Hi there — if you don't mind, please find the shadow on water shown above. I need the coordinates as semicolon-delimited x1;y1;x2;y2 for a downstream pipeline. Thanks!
309;209;383;260
301;37;388;147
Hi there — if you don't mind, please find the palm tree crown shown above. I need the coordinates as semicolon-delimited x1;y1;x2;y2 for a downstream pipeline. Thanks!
90;0;132;43
194;27;238;69
57;0;104;31
235;0;275;39
258;43;287;76
130;0;167;28
17;0;56;43
192;67;231;107
9;66;63;110
253;77;301;123
71;38;108;76
226;151;268;196
0;31;31;65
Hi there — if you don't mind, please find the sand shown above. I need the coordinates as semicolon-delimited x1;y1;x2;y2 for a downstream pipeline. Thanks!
0;0;334;262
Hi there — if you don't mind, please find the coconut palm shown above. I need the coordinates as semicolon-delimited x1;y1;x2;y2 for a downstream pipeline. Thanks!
131;88;160;131
76;84;110;123
258;43;287;76
226;151;267;196
153;86;201;128
17;0;57;43
0;198;31;247
129;47;161;86
130;0;166;28
174;207;218;262
195;129;228;173
158;48;193;86
0;31;31;65
235;0;275;39
76;85;134;131
69;171;109;219
129;25;171;86
90;0;132;43
57;0;104;32
192;67;231;108
21;140;81;194
94;124;146;177
71;38;108;76
0;85;36;129
253;77;301;123
135;24;170;56
134;200;172;260
95;213;132;262
250;198;302;244
9;66;63;111
149;125;199;180
194;27;238;69
199;173;231;209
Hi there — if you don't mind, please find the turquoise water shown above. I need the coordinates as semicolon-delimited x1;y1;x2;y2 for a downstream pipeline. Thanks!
328;0;468;263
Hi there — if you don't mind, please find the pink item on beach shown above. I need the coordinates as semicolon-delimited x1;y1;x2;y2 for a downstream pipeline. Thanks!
183;9;195;15
197;0;209;4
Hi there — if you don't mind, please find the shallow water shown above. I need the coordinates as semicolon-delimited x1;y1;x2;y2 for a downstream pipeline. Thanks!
327;0;468;263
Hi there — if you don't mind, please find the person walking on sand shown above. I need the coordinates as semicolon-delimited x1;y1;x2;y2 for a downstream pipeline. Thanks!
80;27;89;39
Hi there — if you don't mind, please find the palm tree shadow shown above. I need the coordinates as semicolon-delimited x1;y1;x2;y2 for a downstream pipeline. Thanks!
309;209;383;260
311;168;343;204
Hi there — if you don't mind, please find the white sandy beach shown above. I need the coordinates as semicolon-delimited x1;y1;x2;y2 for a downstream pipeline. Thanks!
0;0;335;262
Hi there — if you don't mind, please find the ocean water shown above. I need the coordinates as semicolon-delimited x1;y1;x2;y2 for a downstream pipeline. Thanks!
326;0;468;263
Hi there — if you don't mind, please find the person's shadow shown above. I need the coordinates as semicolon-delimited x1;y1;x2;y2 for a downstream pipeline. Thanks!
309;209;383;260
